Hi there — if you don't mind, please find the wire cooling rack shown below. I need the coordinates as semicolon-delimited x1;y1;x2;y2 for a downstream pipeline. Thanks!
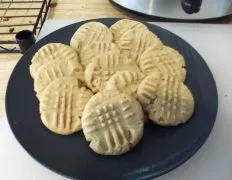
0;0;52;53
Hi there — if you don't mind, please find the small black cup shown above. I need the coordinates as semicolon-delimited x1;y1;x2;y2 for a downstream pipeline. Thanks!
16;30;36;54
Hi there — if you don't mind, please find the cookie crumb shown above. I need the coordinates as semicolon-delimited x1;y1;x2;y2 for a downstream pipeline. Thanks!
9;28;15;33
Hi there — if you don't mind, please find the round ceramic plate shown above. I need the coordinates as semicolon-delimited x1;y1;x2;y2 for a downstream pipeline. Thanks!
5;18;218;180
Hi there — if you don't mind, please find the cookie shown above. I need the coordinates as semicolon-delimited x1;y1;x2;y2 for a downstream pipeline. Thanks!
110;19;148;42
137;72;194;126
117;28;162;65
85;52;140;93
70;21;113;52
40;77;93;135
30;43;79;78
106;71;144;97
34;60;83;99
80;42;120;68
139;45;186;82
82;90;144;155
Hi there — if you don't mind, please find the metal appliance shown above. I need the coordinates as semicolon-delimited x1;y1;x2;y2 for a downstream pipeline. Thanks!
111;0;232;20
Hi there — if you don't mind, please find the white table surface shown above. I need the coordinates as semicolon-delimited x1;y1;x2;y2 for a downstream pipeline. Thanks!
1;20;232;180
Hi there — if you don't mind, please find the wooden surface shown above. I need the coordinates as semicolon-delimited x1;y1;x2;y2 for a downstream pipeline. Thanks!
0;0;231;118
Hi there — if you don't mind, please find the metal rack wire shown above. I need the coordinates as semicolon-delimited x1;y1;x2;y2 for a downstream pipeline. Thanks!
0;0;52;53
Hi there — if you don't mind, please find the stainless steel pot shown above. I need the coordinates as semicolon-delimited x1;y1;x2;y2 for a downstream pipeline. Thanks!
111;0;232;20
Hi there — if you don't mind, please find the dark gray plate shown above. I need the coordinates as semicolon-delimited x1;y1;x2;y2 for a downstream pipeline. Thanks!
5;18;218;180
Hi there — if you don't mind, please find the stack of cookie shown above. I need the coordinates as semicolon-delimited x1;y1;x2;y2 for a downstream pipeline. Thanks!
29;43;93;135
29;19;194;155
